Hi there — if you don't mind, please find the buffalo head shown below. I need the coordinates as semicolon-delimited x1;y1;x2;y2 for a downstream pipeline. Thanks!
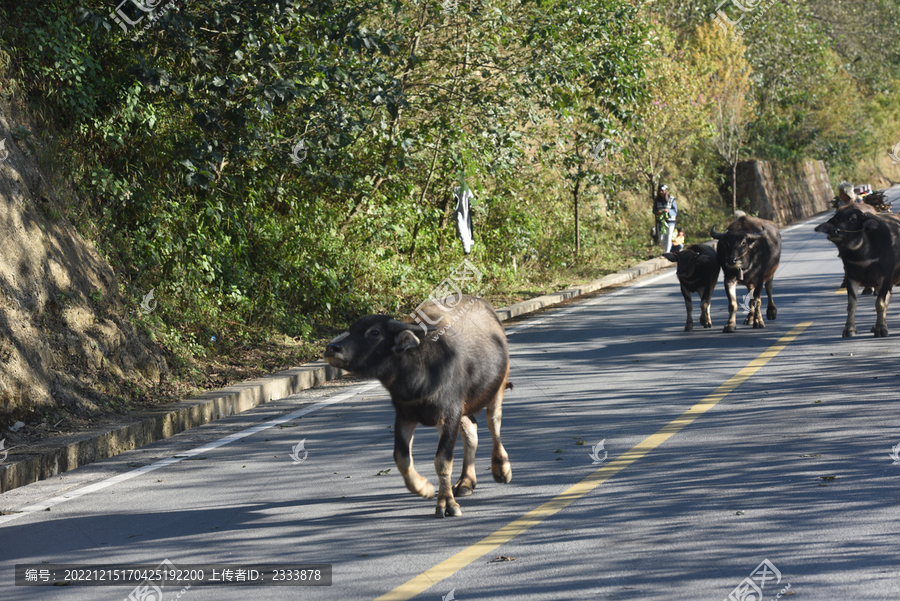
815;207;879;251
710;224;766;270
663;248;713;279
324;316;436;376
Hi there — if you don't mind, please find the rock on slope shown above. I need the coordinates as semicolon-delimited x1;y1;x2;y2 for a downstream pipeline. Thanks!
0;102;167;424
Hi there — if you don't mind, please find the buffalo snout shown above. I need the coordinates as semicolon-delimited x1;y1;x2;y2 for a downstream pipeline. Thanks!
324;330;348;357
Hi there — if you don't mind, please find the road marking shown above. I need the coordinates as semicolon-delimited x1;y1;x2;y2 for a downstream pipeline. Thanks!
836;288;846;295
0;382;381;526
374;321;813;601
505;270;676;336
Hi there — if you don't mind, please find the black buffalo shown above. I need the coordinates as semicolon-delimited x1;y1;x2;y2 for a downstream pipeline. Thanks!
711;216;782;333
815;207;900;337
663;244;720;331
323;295;512;517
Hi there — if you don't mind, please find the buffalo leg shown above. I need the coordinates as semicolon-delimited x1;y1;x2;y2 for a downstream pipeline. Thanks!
434;417;462;518
486;377;512;484
743;294;755;325
765;278;777;321
453;414;478;497
843;279;860;337
874;287;892;338
700;282;714;328
723;279;738;333
393;418;435;499
752;286;765;328
681;284;694;331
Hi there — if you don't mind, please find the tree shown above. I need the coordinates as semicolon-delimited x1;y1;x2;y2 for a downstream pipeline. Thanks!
689;22;755;215
524;0;648;254
617;26;711;202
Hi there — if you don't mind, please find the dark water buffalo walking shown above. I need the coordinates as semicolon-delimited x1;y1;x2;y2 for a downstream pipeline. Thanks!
324;295;512;517
711;216;782;333
815;207;900;337
663;244;720;331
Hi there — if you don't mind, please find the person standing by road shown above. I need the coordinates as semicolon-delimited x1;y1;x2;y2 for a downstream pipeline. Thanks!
653;184;678;253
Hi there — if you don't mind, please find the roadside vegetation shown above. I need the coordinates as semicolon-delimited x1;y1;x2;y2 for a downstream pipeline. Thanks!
0;0;898;399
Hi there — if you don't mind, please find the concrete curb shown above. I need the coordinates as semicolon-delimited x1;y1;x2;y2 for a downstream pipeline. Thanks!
495;256;673;320
1;363;345;493
1;255;676;494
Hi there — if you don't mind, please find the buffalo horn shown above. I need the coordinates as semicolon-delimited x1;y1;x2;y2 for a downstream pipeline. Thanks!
710;225;726;239
745;229;766;240
386;319;437;333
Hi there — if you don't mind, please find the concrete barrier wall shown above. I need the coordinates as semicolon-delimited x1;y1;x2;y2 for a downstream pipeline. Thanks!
736;160;834;225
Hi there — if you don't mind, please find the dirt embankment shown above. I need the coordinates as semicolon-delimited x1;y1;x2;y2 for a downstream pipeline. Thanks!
0;100;168;450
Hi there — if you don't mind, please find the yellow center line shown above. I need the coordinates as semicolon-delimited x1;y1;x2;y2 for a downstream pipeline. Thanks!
374;321;813;601
836;288;846;295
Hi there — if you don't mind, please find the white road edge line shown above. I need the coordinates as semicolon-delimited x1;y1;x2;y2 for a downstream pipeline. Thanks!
0;382;381;525
505;269;676;336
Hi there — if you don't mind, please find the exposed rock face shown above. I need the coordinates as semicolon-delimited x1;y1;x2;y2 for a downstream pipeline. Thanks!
735;160;834;225
0;104;167;421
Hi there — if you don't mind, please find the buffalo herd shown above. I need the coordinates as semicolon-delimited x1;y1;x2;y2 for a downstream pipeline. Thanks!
323;196;897;518
666;215;782;333
664;202;900;338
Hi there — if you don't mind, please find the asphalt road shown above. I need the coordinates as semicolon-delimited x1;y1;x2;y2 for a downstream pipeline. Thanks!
3;194;900;601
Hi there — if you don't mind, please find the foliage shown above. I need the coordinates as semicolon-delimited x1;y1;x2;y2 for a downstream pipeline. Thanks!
0;0;652;354
0;0;898;378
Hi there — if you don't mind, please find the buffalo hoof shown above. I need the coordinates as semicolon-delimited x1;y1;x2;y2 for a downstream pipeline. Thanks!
492;460;512;484
753;320;765;329
874;326;889;338
723;324;736;333
701;317;712;328
435;502;462;518
452;483;475;497
767;306;777;320
842;328;856;338
684;322;693;332
743;315;753;326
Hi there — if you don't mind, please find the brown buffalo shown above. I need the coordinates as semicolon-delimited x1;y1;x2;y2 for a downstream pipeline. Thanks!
711;216;782;333
324;295;512;517
663;244;720;331
815;207;900;337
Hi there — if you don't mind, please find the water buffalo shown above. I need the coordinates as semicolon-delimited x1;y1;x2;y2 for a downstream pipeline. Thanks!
323;295;512;517
815;207;900;337
830;187;884;294
663;244;720;331
711;216;782;333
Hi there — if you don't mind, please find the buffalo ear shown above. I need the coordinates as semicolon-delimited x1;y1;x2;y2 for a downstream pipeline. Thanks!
392;330;421;352
697;255;711;264
863;219;879;231
663;252;677;262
